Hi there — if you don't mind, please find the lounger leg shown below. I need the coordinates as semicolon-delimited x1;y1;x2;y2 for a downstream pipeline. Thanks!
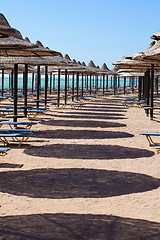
18;137;25;148
0;138;7;147
146;135;160;146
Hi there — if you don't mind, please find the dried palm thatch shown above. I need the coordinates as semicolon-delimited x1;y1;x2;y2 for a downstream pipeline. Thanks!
24;37;31;42
113;58;160;70
0;13;21;38
72;59;77;64
88;60;96;68
151;32;160;40
132;40;160;62
64;54;71;61
101;63;110;71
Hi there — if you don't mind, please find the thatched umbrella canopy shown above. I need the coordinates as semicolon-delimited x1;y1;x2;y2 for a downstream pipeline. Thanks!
88;60;96;68
82;62;86;66
72;59;77;64
64;54;71;61
0;13;22;38
132;40;160;62
113;58;160;71
101;63;110;71
24;37;31;43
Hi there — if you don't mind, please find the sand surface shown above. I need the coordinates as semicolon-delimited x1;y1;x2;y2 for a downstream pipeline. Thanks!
0;95;160;239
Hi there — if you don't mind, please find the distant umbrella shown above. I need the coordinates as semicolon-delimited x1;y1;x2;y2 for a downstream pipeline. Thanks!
64;54;71;61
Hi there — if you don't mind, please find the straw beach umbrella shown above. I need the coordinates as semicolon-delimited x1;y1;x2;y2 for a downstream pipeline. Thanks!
0;14;79;119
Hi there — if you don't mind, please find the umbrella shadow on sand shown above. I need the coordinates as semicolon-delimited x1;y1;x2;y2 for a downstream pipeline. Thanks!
40;119;126;128
0;168;159;198
0;213;160;240
24;144;154;159
34;130;134;139
55;114;127;120
0;163;23;168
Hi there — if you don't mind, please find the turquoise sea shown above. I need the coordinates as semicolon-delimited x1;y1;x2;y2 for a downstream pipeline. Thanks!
0;74;137;90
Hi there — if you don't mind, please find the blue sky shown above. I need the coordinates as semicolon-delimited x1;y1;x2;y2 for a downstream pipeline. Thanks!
1;0;160;69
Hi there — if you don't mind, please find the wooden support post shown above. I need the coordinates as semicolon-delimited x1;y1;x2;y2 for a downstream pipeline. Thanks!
50;72;52;95
14;64;18;122
72;71;75;101
53;74;55;90
90;74;92;95
103;74;105;95
76;72;79;99
2;69;4;97
114;75;117;94
32;72;34;93
138;76;142;100
11;70;13;96
106;75;108;90
150;64;154;120
82;73;84;97
124;76;126;95
45;66;48;108
37;66;40;108
57;69;61;105
64;69;67;104
156;76;158;95
24;64;28;117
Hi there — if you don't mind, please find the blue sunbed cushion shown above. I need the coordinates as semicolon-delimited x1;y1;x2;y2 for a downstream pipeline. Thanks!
0;129;39;132
0;133;33;137
0;121;37;125
0;147;10;151
139;132;160;136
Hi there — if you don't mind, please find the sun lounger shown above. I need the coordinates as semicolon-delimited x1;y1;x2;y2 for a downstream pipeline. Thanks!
153;145;160;154
0;109;45;118
0;146;10;155
0;132;33;147
51;102;85;109
0;121;37;129
139;132;160;146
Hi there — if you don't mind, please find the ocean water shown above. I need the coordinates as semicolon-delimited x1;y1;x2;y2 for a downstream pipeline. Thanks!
0;74;135;90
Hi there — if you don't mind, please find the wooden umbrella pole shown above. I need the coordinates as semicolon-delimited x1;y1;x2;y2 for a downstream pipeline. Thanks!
32;72;34;93
2;69;4;97
124;76;126;95
150;64;154;120
103;74;105;95
72;71;75;102
50;72;52;95
57;69;61;105
138;76;142;100
76;72;79;99
65;69;67;104
37;65;40;108
90;74;92;95
106;75;108;91
82;73;84;97
45;66;48;108
14;64;18;122
24;64;28;117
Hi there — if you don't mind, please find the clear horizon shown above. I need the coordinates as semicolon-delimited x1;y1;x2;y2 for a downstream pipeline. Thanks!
1;0;160;69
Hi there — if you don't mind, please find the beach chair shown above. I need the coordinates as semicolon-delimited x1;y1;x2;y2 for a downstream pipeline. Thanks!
139;132;160;146
27;109;45;118
0;132;33;147
0;121;37;129
0;146;10;155
0;128;39;141
152;145;160;154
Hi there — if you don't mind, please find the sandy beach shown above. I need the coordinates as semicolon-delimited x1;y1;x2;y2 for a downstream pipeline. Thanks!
0;94;160;239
